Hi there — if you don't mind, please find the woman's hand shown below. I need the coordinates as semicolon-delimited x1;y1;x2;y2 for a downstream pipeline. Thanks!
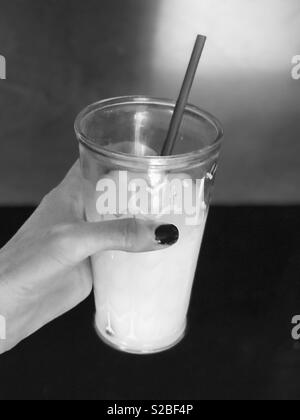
0;162;179;354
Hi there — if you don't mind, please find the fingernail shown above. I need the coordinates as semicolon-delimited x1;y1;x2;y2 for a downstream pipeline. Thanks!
155;224;179;246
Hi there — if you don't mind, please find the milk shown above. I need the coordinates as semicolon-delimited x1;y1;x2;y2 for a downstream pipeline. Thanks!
85;170;207;353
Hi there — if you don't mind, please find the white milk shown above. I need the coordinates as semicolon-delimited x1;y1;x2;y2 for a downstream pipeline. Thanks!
85;170;207;353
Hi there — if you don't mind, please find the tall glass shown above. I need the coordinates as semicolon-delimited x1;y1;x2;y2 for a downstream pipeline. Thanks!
75;96;223;354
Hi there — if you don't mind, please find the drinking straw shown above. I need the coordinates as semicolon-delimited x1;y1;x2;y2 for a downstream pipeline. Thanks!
161;34;207;156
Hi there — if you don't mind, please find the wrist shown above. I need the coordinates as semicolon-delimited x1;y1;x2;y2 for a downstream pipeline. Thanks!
0;276;35;355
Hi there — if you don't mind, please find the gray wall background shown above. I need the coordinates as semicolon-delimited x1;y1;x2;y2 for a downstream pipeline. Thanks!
0;0;299;205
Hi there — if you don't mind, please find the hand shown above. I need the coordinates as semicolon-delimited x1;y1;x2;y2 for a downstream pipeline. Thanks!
0;162;179;354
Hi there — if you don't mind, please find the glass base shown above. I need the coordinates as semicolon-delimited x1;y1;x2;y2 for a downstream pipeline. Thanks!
94;319;187;355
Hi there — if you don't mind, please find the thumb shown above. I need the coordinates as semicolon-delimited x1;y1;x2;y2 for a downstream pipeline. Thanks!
57;218;179;265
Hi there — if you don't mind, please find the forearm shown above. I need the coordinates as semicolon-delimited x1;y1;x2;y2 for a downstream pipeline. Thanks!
0;251;91;355
0;225;69;355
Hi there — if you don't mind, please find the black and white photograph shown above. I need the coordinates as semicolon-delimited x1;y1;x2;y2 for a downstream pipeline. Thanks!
0;0;299;403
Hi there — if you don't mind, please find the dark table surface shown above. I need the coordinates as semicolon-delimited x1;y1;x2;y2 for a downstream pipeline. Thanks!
0;206;299;400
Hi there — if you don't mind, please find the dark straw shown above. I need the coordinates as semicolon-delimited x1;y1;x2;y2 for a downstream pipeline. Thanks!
161;34;207;156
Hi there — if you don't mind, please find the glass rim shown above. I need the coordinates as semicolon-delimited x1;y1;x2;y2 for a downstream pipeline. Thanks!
74;96;224;170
